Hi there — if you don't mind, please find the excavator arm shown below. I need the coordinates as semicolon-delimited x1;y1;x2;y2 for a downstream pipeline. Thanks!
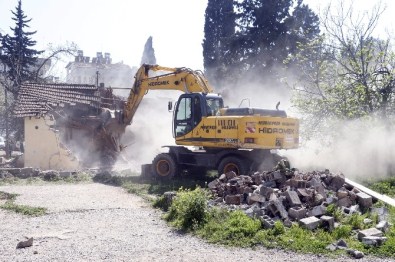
123;64;213;125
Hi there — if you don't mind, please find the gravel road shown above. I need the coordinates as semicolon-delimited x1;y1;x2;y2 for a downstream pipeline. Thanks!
0;183;393;262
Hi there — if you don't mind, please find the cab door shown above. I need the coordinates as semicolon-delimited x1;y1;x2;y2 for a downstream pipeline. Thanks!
174;94;203;138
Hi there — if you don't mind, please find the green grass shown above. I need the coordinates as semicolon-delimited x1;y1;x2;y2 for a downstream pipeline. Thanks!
0;202;47;216
364;176;395;197
0;190;47;216
0;171;93;186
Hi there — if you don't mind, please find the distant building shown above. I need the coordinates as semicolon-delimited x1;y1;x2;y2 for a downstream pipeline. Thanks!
65;50;136;89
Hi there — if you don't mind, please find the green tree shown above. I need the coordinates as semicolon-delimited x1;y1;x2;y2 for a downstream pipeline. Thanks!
233;0;319;80
140;36;156;65
202;0;236;88
0;0;43;97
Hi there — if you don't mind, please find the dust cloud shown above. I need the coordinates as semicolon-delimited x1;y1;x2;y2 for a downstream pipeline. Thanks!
284;119;395;181
116;90;182;171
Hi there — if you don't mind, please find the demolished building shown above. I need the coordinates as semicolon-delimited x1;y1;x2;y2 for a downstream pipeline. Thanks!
13;82;126;170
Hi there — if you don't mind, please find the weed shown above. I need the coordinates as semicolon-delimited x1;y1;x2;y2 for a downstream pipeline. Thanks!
198;209;261;247
0;202;47;216
165;187;208;231
0;191;18;201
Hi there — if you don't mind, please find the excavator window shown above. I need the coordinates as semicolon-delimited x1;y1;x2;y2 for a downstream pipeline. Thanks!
206;98;221;116
175;97;192;136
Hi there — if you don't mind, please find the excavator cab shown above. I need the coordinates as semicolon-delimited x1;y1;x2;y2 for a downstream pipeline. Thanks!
173;93;223;137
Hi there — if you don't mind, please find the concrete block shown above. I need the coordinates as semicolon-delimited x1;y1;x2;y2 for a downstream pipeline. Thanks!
218;174;227;182
259;186;274;198
284;190;302;207
320;215;335;231
313;193;325;206
337;188;349;199
208;179;220;189
357;228;383;241
337;196;352;208
248;193;266;203
268;199;288;219
330;173;345;191
361;236;387;246
288;206;307;220
291;179;306;189
299;216;321;230
376;221;390;233
297;188;312;198
309;205;326;217
260;215;275;229
225;194;241;205
225;171;237;180
356;192;373;209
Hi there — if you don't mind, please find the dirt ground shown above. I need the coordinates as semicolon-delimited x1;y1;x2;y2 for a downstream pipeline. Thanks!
0;183;393;262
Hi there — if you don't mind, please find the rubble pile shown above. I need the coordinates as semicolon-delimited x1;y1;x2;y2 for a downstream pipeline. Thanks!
207;165;391;248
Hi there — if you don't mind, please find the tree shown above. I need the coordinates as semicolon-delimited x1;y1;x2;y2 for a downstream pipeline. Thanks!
202;0;236;88
0;0;43;97
140;36;156;65
232;0;319;80
290;1;395;138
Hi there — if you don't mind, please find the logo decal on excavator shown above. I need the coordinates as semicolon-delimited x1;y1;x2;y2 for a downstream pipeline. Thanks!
245;122;256;133
148;81;170;87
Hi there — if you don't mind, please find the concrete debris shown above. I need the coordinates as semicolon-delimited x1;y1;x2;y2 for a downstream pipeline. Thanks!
299;216;321;230
357;228;383;241
207;167;392;247
361;236;388;246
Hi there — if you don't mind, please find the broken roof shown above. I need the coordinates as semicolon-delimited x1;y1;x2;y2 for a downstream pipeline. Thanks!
14;83;102;117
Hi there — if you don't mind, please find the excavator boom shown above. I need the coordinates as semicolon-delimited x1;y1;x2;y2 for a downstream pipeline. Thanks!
123;64;213;125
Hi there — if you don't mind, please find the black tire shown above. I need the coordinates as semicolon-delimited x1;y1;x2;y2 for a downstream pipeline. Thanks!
218;156;249;176
152;153;178;180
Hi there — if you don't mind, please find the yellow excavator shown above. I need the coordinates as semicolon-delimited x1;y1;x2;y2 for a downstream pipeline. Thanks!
118;64;299;179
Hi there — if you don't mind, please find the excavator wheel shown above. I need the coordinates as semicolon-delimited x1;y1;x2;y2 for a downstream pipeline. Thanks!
152;153;178;180
218;156;249;176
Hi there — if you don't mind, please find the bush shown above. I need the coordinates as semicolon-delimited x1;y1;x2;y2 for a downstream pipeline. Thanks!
198;209;261;246
165;187;208;231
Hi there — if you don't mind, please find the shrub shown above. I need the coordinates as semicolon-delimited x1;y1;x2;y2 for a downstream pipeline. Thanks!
333;225;352;239
165;187;208;231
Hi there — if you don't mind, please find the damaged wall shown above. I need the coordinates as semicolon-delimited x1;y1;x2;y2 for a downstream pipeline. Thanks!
24;116;80;170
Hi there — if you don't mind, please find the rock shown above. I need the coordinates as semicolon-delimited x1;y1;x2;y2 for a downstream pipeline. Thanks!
336;239;348;249
330;173;345;191
347;249;364;259
16;237;33;249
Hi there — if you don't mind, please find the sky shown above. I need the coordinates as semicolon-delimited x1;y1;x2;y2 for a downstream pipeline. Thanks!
0;0;394;74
